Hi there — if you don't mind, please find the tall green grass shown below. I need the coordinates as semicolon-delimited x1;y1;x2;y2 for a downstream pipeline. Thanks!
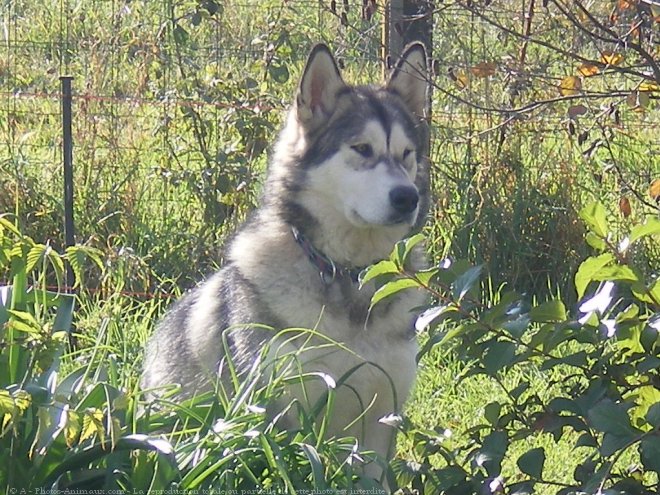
1;0;659;493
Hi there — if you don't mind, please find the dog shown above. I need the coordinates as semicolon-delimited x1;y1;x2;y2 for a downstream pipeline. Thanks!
141;42;430;484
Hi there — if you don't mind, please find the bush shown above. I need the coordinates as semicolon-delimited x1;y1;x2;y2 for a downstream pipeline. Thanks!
365;202;660;494
0;216;170;490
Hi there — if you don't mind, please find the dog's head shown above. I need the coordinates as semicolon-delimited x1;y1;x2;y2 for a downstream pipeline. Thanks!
271;43;430;235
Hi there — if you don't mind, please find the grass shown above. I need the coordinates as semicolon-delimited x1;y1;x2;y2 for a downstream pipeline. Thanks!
1;0;659;492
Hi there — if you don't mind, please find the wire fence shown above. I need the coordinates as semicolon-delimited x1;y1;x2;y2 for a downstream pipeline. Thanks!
1;0;658;295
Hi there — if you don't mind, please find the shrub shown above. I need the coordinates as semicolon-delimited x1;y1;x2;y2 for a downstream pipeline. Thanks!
0;216;172;490
364;202;660;494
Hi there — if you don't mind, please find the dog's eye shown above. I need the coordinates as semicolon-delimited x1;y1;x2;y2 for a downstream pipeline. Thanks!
402;149;413;160
351;143;373;158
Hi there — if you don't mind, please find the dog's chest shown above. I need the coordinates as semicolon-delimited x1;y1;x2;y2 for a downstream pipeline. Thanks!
275;275;423;343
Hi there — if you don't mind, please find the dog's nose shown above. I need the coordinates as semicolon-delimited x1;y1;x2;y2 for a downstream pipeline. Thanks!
389;186;419;214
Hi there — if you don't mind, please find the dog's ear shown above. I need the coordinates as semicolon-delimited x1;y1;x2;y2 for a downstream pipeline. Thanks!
296;44;346;127
387;43;428;119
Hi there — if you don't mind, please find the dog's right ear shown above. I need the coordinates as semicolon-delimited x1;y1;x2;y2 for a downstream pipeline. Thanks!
296;44;346;128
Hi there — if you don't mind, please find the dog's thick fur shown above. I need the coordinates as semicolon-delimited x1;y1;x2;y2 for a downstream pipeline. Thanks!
142;43;430;481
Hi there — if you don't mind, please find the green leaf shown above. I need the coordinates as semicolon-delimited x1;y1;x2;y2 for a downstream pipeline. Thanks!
637;355;660;373
8;318;41;334
172;24;189;45
390;233;425;268
633;279;660;305
529;300;566;323
640;434;660;473
413;267;438;288
7;309;41;334
475;430;508;476
501;315;531;338
575;253;615;299
203;0;221;15
65;246;103;289
0;215;22;236
369;277;419;309
509;382;530;400
268;63;290;84
562;351;588;368
645;402;660;428
509;481;535;495
580;201;608;238
359;259;399;287
585;232;607;251
517;447;545;479
415;305;451;332
601;431;637;456
26;244;48;273
483;341;517;374
548;397;581;415
629;217;660;245
437;322;480;347
592;264;640;284
575;432;597;447
434;466;467;489
259;435;296;493
299;443;327;489
451;264;482;302
484;402;501;427
587;399;638;437
191;11;202;26
41;434;177;487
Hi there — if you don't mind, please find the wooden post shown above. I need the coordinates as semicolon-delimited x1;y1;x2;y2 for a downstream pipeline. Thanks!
382;0;433;70
383;0;433;151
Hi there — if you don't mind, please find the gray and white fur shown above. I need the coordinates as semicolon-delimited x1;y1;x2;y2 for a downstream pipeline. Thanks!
142;43;430;483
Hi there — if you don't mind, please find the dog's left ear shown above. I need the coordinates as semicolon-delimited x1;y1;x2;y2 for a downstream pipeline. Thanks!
386;43;428;119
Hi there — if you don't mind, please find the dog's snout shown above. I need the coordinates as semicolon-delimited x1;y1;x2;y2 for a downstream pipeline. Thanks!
389;186;419;214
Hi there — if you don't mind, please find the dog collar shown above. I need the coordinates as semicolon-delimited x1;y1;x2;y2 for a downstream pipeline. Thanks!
291;226;364;285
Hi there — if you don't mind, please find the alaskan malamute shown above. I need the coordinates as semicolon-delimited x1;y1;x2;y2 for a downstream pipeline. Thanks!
142;42;430;483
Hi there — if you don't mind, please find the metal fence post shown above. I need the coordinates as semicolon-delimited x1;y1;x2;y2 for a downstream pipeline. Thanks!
60;76;75;291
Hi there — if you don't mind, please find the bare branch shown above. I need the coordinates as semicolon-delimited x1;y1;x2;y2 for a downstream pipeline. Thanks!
554;0;660;82
452;0;655;82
